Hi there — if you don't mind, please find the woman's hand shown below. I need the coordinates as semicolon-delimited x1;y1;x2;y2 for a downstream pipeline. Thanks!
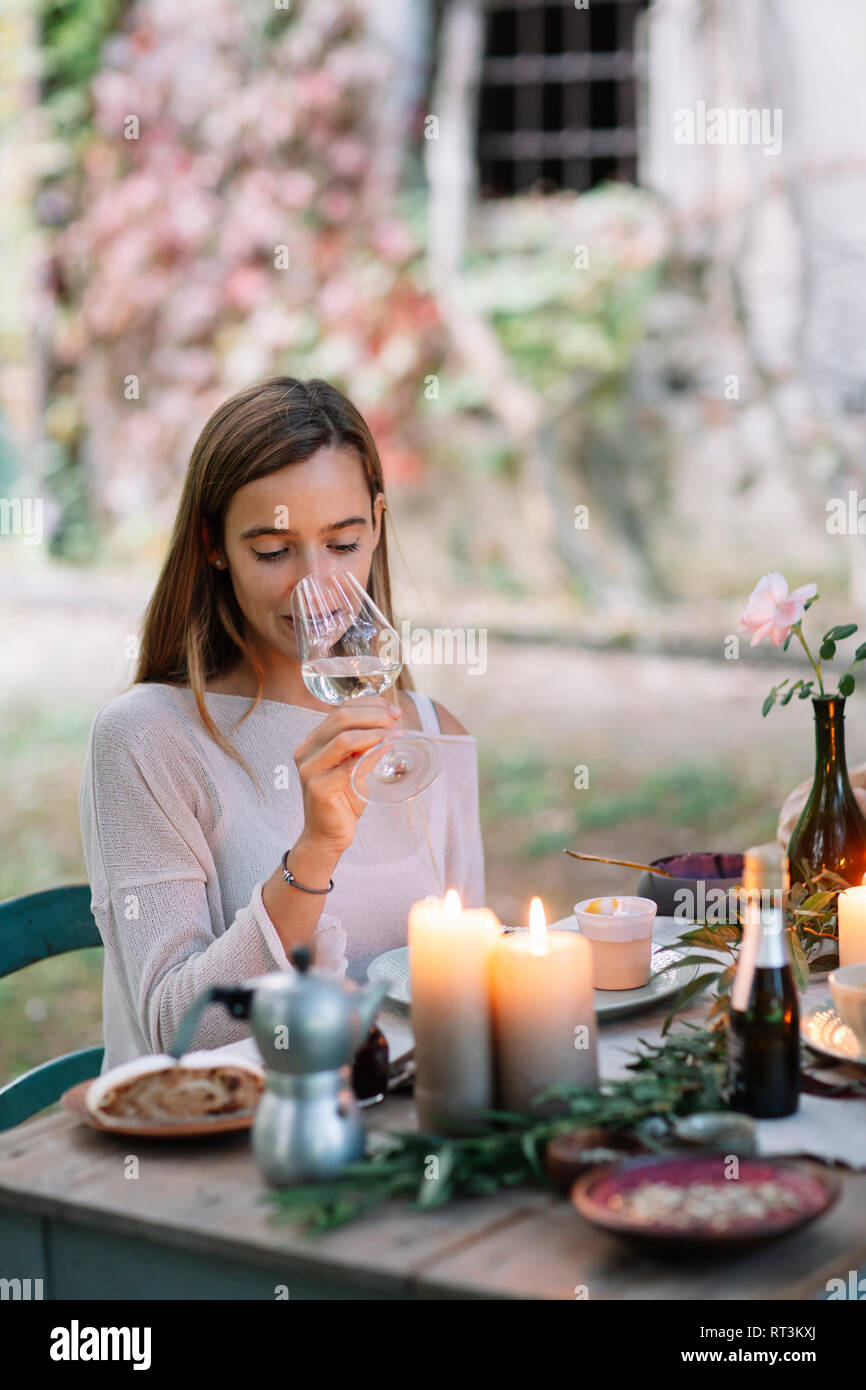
292;697;400;854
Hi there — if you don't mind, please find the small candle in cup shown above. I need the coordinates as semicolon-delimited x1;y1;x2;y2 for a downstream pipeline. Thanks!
573;895;657;990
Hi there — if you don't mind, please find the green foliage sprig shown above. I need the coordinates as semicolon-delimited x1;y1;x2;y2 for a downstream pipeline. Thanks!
785;860;850;976
262;1026;727;1234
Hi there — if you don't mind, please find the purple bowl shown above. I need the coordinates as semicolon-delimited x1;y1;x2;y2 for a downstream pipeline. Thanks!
636;852;744;922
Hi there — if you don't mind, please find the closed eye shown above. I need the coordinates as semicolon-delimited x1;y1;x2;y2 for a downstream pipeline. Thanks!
252;541;361;562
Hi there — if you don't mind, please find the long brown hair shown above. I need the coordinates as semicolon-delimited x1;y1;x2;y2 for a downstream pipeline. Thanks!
134;376;412;788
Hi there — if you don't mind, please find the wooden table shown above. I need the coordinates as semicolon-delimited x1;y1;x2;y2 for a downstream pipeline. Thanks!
1;1092;866;1300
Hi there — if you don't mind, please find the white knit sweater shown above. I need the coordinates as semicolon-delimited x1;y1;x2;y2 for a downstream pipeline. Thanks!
78;683;485;1070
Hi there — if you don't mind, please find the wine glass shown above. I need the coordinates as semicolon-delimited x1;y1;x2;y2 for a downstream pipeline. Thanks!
290;570;443;804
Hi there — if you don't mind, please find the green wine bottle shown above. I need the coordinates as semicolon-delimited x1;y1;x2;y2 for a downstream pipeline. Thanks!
727;843;800;1118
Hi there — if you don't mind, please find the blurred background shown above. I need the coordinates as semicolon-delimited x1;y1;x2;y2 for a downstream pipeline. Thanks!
3;0;866;1084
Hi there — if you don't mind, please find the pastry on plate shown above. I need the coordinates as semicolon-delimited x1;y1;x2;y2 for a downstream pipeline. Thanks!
86;1051;265;1123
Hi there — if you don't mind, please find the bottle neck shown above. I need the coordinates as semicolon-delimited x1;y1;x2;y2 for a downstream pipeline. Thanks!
752;905;788;968
811;696;849;793
733;902;787;1008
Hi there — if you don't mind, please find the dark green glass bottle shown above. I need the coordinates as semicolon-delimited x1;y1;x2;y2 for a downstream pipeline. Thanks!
786;695;866;898
727;844;800;1118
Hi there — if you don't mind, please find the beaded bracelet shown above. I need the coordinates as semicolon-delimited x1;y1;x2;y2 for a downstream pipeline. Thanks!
281;848;334;894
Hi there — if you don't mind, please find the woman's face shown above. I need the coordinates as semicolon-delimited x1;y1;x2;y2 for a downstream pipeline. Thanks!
217;445;384;661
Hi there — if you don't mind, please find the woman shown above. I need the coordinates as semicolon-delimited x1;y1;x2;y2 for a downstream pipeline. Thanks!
79;377;485;1070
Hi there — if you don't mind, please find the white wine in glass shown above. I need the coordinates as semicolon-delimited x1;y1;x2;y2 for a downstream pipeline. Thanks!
291;570;442;804
301;653;402;704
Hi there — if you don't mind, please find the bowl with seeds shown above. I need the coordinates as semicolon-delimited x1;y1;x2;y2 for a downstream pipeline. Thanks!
572;1152;840;1250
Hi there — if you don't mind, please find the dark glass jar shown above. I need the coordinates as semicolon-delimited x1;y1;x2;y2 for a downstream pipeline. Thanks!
786;696;866;941
352;1023;389;1101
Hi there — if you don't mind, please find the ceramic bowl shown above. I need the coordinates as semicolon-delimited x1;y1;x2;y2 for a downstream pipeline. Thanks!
572;1153;840;1251
636;852;744;923
828;962;866;1049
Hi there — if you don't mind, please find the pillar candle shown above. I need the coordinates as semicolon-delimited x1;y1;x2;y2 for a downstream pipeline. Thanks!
408;889;501;1134
490;898;598;1114
838;886;866;967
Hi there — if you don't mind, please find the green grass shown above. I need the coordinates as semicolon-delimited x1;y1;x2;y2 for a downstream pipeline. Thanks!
574;764;745;834
479;750;554;820
0;700;100;1090
479;750;778;861
0;949;104;1087
0;701;93;899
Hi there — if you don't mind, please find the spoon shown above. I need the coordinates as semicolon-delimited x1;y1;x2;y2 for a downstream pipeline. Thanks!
563;850;675;877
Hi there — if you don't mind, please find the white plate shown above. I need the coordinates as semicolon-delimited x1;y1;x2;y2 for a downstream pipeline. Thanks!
802;998;866;1069
367;917;702;1021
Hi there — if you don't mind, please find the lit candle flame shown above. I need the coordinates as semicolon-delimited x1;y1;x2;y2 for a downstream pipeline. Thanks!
528;896;547;956
443;889;462;918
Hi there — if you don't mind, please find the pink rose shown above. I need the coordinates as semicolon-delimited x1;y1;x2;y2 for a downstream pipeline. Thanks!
739;572;818;647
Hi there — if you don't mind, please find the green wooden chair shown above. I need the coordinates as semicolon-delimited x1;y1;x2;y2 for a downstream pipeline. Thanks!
0;884;104;1130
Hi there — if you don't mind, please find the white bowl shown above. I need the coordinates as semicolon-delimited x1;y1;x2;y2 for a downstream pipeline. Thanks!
828;963;866;1049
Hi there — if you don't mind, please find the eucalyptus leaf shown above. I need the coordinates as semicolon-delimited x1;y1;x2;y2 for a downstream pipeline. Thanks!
520;1129;552;1187
665;952;730;970
820;639;837;661
462;1174;502;1197
682;924;741;950
788;931;810;993
661;971;720;1033
762;692;775;717
839;674;855;697
707;992;732;1020
797;891;838;911
826;624;857;641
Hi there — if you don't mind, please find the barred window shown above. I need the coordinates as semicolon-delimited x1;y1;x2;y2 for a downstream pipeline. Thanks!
477;0;647;196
